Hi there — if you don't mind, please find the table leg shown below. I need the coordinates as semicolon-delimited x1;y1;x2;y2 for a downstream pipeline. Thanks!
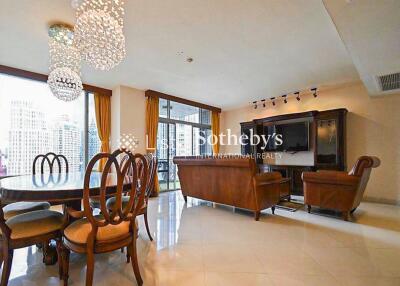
42;200;81;266
42;240;58;265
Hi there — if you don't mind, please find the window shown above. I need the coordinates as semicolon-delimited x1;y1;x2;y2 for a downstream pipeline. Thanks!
0;73;101;176
156;99;212;191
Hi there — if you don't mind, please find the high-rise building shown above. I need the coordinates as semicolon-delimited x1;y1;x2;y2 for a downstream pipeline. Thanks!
0;150;7;176
7;100;84;175
88;118;100;160
52;115;82;172
8;101;52;175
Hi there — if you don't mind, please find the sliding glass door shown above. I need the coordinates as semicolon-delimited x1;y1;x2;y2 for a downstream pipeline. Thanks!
157;99;212;192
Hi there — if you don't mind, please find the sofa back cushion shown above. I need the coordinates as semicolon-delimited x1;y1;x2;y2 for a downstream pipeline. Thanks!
173;156;258;210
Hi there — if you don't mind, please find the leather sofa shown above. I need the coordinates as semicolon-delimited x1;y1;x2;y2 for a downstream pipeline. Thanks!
302;156;381;220
173;156;282;221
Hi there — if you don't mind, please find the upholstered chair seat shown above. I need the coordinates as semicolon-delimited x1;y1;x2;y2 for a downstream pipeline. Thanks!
105;197;146;213
89;198;101;210
3;201;51;220
3;209;63;240
63;215;138;244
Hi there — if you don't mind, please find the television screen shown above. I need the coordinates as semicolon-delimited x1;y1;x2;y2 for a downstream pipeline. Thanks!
264;122;309;152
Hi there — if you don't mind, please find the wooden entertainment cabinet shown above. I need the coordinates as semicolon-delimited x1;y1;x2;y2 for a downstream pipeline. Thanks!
241;108;347;197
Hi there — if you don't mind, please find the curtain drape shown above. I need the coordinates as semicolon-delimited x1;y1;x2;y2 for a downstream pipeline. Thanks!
211;111;220;154
146;95;160;196
94;92;111;171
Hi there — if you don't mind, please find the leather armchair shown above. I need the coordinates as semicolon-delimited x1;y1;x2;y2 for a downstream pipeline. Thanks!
302;156;381;220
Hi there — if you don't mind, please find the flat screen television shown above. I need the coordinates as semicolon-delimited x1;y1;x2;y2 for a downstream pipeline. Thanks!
264;122;309;152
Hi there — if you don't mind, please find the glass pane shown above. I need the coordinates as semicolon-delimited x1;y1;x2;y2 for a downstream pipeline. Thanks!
317;119;337;164
157;122;169;191
193;127;201;156
175;124;193;156
0;73;85;176
192;128;212;156
159;98;168;119
168;123;177;190
87;93;101;166
170;101;199;123
202;129;213;155
200;109;211;125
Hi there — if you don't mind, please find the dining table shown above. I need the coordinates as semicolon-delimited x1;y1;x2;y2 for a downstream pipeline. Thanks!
0;171;131;265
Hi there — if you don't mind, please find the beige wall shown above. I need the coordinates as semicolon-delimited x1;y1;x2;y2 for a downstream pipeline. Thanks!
111;86;147;154
220;81;400;204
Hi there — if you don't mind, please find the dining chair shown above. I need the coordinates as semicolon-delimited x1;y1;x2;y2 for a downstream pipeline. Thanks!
1;153;69;220
0;203;64;286
32;152;69;175
60;149;149;286
106;153;157;241
88;153;134;210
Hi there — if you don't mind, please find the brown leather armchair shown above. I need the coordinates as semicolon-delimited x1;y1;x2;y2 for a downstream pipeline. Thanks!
302;156;381;220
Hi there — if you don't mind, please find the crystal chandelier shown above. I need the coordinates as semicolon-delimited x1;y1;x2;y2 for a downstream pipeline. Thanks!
47;24;83;102
74;0;126;71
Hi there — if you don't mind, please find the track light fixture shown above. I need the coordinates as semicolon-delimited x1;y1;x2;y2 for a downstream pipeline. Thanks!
252;86;318;109
294;91;300;101
311;88;317;98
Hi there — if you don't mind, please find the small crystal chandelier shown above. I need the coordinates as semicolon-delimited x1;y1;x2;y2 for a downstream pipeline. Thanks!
74;0;126;71
47;24;83;102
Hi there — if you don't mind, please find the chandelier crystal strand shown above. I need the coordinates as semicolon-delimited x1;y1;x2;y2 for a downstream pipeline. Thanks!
74;0;126;71
47;24;83;102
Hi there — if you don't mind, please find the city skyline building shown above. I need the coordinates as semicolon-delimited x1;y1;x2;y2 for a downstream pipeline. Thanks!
8;100;52;174
5;100;87;175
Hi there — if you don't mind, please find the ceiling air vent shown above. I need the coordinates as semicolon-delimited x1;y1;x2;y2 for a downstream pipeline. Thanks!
378;73;400;91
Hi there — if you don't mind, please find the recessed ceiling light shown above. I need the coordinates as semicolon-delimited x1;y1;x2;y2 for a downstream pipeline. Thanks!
186;57;193;63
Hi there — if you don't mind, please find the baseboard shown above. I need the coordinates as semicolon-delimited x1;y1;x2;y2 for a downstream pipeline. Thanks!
363;196;400;206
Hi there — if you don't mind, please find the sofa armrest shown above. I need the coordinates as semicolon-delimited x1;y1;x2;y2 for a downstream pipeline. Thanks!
302;171;359;186
254;172;282;186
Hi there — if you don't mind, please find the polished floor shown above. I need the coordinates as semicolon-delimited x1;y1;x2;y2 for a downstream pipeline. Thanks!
5;191;400;285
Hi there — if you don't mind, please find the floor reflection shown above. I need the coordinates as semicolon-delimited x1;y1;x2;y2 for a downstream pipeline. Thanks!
5;191;400;286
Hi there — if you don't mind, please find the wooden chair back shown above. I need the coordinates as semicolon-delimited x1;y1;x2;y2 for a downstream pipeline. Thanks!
0;202;11;239
32;152;69;175
144;153;157;201
82;149;148;238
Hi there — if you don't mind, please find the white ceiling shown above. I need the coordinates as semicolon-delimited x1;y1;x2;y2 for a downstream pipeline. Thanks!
323;0;400;96
0;0;396;109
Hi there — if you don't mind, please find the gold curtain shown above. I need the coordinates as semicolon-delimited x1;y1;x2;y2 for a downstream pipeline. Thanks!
146;95;160;196
211;111;220;154
94;92;111;171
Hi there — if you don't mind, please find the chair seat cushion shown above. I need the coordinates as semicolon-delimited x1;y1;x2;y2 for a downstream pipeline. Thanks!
106;197;146;213
4;210;63;240
3;201;51;220
64;215;136;244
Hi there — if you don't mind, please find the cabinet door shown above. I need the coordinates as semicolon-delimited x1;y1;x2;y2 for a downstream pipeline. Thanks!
316;119;338;165
240;123;255;156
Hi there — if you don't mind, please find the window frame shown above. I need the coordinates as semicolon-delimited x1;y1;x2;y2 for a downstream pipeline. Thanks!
157;98;212;192
0;70;104;177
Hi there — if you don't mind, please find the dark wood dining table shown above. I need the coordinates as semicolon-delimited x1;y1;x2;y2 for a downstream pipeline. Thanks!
0;171;122;210
0;171;130;265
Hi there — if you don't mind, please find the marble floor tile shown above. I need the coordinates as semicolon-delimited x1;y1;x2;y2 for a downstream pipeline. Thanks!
3;191;400;285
